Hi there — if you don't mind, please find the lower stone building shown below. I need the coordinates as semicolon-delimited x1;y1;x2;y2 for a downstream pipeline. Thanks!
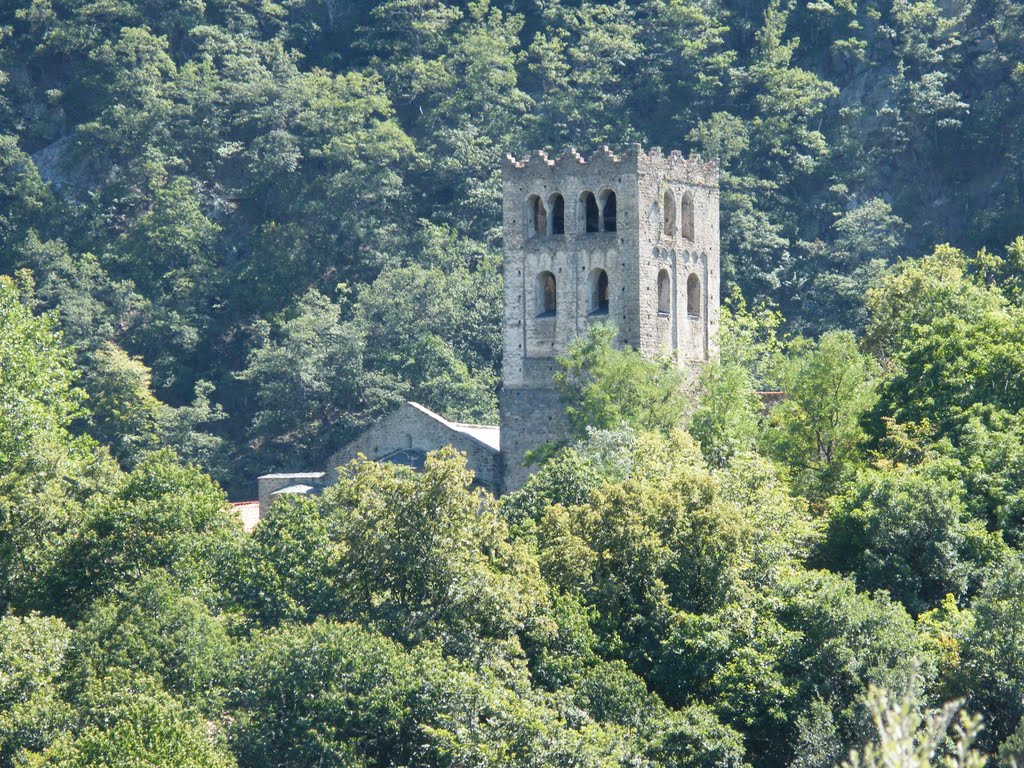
256;401;500;517
323;401;501;491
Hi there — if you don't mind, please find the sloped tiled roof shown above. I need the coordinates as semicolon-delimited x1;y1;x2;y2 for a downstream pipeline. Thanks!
230;501;261;533
270;483;324;497
257;471;327;480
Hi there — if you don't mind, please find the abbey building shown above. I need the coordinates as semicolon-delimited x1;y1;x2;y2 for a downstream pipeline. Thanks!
257;145;720;515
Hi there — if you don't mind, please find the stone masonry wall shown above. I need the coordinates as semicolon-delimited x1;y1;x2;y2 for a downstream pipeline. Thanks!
257;472;325;518
499;386;571;493
325;402;501;493
500;146;719;493
636;147;721;369
501;146;643;391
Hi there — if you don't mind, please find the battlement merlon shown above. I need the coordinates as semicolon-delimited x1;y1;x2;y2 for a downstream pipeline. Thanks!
503;144;719;188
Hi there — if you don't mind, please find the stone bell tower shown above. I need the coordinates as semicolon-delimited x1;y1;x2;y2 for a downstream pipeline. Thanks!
499;145;721;493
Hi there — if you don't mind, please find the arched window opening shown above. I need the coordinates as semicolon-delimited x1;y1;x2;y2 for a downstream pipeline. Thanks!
687;273;701;317
658;270;671;315
681;192;694;241
528;195;547;238
663;190;676;237
537;271;557;316
581;191;600;233
601;190;617;232
589;268;609;315
549;193;565;235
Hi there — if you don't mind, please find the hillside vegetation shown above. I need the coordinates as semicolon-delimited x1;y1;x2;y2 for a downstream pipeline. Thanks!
6;240;1024;765
3;0;1024;489
5;0;1024;765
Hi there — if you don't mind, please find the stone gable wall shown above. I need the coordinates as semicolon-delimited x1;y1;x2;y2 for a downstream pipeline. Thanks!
325;403;501;493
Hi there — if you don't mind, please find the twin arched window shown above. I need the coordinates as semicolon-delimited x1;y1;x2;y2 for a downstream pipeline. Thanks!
579;190;616;233
528;194;567;237
659;190;692;240
529;189;616;238
661;189;695;240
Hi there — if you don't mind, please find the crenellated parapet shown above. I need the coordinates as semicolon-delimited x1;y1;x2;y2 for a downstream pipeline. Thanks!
640;146;719;187
504;144;719;188
504;145;613;170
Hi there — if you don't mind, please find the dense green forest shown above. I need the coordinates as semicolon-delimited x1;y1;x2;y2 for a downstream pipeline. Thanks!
6;0;1024;765
3;0;1024;490
7;247;1024;766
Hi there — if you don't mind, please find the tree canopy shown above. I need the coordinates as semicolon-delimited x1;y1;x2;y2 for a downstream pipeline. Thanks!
5;0;1024;764
1;0;1022;493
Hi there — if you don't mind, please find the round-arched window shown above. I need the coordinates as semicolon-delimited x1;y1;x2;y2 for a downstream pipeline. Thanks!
527;194;547;238
658;269;671;315
537;271;557;316
580;191;600;233
589;268;609;315
548;193;565;235
687;273;701;317
681;192;694;241
663;190;676;237
600;190;617;232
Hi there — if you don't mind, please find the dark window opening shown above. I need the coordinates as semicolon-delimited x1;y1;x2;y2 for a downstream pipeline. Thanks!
583;192;600;233
687;273;700;317
530;195;547;238
663;190;675;236
538;271;557;316
681;192;694;241
589;268;609;315
658;270;671;315
550;194;565;235
602;191;617;232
